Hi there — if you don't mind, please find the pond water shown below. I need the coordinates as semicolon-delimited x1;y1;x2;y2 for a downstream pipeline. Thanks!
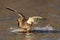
0;0;60;40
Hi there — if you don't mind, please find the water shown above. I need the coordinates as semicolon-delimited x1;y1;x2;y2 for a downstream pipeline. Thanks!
0;0;60;40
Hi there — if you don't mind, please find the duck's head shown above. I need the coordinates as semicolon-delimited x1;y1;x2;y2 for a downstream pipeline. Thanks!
27;16;46;24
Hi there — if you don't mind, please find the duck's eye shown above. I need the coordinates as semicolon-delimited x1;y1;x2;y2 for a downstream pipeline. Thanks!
34;18;38;22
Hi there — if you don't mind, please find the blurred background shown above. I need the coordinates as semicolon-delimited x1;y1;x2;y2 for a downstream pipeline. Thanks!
0;0;60;40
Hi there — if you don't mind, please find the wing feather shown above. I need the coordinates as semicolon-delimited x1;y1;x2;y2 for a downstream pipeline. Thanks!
6;7;25;20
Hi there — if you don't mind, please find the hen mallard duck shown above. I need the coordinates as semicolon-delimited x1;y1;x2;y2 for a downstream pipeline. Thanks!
6;7;46;32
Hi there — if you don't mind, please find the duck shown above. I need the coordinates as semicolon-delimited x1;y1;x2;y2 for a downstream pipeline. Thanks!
6;7;46;33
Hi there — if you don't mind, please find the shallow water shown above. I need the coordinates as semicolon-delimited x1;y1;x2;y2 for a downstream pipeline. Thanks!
0;0;60;40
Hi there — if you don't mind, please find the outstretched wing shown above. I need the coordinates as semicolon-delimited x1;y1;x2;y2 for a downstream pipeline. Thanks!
6;7;25;20
27;16;46;24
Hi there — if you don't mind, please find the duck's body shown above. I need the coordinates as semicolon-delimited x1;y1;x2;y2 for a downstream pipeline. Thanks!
6;7;46;33
17;17;32;32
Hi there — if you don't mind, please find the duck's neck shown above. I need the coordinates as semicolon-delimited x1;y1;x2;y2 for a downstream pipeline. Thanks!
27;20;32;25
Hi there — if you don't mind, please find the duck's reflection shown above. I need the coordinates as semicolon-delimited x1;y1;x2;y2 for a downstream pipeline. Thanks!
24;33;34;40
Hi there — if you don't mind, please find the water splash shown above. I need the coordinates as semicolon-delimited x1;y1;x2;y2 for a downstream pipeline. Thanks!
9;24;53;33
33;24;53;31
9;27;24;32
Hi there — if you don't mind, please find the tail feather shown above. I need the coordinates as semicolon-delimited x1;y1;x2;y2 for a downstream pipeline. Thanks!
6;7;15;12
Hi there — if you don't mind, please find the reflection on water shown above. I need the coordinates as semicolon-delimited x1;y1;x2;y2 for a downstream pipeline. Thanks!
12;33;60;40
25;33;34;40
